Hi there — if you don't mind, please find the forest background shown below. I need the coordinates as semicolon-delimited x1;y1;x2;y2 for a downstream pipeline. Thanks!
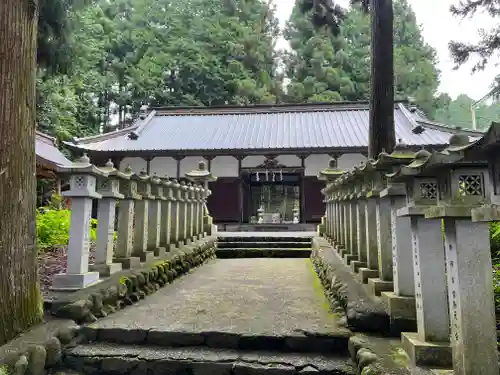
37;0;500;143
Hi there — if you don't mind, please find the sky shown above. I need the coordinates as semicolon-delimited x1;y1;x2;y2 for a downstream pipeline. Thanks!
273;0;499;101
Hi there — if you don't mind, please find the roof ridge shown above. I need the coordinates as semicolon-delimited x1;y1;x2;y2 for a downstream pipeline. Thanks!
153;101;410;116
71;124;139;145
35;130;57;146
417;119;485;137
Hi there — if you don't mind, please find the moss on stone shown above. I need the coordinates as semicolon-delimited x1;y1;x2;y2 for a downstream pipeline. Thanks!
306;258;340;320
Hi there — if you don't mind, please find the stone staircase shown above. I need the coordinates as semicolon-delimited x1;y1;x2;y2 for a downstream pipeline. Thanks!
63;327;355;375
216;235;313;258
56;256;357;375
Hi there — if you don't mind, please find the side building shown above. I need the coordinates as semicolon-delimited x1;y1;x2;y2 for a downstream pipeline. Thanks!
64;101;482;225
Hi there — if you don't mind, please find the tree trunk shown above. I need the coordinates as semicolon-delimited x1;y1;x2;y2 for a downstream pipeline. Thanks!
0;1;43;345
369;0;395;158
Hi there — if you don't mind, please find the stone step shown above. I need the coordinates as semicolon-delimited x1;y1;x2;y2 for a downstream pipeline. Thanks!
216;248;312;258
217;241;313;249
80;327;350;355
63;343;356;375
218;236;312;243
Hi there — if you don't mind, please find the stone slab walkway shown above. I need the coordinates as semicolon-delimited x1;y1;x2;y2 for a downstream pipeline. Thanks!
88;259;344;338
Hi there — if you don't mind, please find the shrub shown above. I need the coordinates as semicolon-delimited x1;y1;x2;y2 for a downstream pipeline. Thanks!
36;207;97;251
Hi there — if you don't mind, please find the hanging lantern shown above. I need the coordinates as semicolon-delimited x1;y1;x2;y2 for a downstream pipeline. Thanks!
256;171;260;182
279;169;283;181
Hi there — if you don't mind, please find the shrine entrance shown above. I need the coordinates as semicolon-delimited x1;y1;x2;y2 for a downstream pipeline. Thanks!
240;158;303;224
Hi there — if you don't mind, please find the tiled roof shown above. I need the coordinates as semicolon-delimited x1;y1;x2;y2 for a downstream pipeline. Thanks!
36;131;72;168
66;102;484;154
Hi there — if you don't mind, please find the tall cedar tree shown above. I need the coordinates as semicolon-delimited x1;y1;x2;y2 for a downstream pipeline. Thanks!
285;0;439;113
299;0;395;157
0;1;44;345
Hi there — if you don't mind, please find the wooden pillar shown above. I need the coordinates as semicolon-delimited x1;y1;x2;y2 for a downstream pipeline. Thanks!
204;155;215;171
299;155;307;223
144;157;153;175
236;156;244;223
174;156;184;179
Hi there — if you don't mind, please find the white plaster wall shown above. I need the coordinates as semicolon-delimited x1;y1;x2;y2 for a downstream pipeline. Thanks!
150;157;177;178
120;157;147;173
304;154;331;176
211;156;238;177
337;153;367;170
180;156;203;177
241;155;302;168
121;153;367;178
304;153;367;176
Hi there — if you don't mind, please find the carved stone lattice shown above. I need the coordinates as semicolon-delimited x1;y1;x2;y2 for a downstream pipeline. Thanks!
419;182;438;200
100;179;109;190
75;176;85;188
458;174;483;196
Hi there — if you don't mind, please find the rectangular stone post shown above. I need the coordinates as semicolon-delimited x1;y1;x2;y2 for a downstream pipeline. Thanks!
337;200;345;250
351;198;367;273
345;199;358;264
187;183;195;242
443;219;497;375
358;197;379;283
423;167;497;374
177;182;187;245
367;195;394;296
52;161;104;290
380;183;416;333
400;213;451;367
330;199;336;241
91;170;127;277
114;179;141;269
195;185;202;238
132;173;155;263
344;199;350;253
335;199;340;244
149;177;166;258
170;180;181;246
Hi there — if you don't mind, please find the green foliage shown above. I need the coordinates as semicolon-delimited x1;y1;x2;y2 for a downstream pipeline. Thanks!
36;0;281;140
430;93;500;130
36;197;98;250
284;0;439;110
448;0;500;72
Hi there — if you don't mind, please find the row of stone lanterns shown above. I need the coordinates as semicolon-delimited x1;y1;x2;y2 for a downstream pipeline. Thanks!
320;128;500;375
51;155;214;292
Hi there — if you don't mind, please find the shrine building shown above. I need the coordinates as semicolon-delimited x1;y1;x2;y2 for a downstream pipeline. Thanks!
64;101;481;226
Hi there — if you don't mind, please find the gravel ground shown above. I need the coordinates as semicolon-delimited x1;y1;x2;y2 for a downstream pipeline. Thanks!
37;244;96;299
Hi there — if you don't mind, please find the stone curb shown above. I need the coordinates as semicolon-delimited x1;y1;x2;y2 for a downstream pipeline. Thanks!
51;237;217;324
348;336;383;375
0;325;80;375
78;327;352;355
217;242;312;249
63;349;357;375
215;248;312;259
218;236;312;243
311;238;390;335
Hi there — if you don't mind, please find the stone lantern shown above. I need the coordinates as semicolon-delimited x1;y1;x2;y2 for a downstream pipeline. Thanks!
52;154;108;290
91;160;129;277
185;160;218;235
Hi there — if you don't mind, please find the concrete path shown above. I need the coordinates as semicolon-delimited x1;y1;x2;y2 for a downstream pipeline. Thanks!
90;259;343;337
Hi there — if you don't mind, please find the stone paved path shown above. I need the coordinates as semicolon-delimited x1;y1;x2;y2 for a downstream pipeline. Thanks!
90;259;343;337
